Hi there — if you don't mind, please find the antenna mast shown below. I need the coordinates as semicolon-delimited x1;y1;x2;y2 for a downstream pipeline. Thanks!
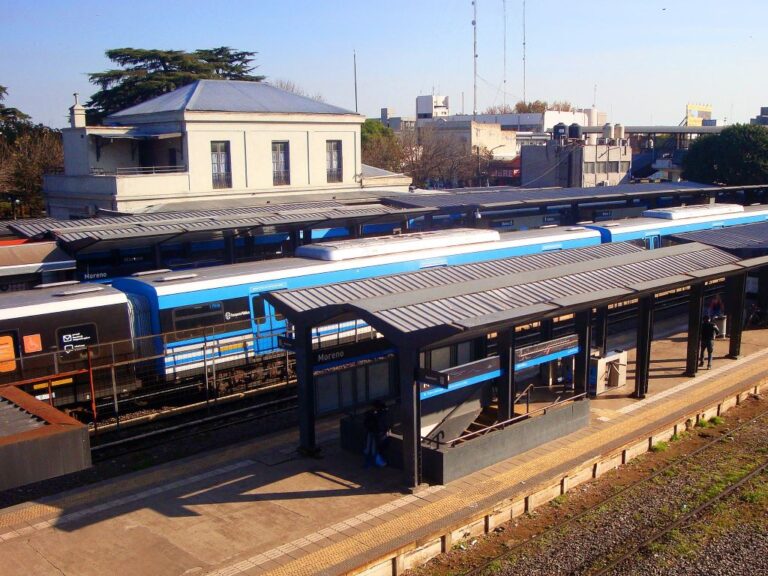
353;50;358;113
522;0;526;104
472;1;478;118
503;0;507;108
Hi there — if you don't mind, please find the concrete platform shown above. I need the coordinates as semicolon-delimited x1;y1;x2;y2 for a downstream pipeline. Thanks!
1;327;767;576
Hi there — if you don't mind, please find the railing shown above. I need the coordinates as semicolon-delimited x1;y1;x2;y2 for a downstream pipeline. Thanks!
273;170;290;186
423;392;587;448
90;165;187;176
326;169;343;183
212;172;232;189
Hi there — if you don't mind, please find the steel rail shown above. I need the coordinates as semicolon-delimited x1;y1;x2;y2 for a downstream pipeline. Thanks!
591;459;768;576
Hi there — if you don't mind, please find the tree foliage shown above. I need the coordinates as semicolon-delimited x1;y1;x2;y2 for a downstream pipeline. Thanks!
682;124;768;185
87;47;265;121
511;100;573;113
0;84;31;138
361;120;403;173
400;127;478;188
0;86;62;217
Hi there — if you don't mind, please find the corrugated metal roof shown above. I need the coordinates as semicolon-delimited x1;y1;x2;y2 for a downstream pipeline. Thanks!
670;222;768;251
108;80;357;119
383;182;721;210
275;243;640;313
10;201;416;249
269;242;743;347
0;398;46;438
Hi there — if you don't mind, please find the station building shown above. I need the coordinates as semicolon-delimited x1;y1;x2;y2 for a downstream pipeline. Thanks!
44;80;411;219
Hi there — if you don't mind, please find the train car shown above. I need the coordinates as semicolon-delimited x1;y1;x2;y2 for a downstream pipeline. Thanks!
0;283;135;405
586;204;768;249
111;226;602;384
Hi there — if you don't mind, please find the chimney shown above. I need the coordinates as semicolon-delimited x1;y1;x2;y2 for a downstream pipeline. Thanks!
69;93;86;128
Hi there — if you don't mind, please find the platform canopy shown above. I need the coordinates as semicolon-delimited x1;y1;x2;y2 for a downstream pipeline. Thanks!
9;201;429;254
670;221;768;256
382;182;760;212
268;242;748;349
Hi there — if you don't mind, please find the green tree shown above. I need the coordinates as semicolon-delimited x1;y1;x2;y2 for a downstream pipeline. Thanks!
682;124;768;185
87;47;265;121
0;85;31;141
361;119;403;172
0;86;63;217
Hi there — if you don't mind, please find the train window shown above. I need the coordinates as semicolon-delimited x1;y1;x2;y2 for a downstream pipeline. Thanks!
251;296;267;325
456;342;472;366
0;333;18;373
172;303;224;332
56;324;99;362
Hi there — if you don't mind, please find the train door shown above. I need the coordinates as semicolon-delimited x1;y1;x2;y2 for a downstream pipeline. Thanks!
644;235;661;250
249;292;286;354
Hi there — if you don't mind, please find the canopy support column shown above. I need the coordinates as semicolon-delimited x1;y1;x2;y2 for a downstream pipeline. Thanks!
294;322;318;456
574;309;592;395
593;306;609;356
398;347;421;488
726;273;747;359
685;283;705;377
497;328;516;422
634;296;654;398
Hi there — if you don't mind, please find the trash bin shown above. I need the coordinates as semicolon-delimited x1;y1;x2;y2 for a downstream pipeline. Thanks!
713;315;727;338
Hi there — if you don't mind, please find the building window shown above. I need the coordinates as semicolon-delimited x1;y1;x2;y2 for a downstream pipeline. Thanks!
326;140;343;183
211;141;231;189
607;161;620;173
583;162;595;174
620;161;630;172
596;161;607;173
272;141;290;185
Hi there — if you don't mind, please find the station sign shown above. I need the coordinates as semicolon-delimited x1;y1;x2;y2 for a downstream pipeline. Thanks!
416;367;450;388
313;337;392;367
514;334;579;370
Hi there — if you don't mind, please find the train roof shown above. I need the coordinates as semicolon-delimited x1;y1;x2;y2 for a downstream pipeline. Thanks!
0;283;128;321
588;204;768;235
113;225;601;296
296;228;501;261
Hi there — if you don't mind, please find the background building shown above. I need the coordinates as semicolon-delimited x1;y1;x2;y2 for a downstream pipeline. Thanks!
521;124;631;188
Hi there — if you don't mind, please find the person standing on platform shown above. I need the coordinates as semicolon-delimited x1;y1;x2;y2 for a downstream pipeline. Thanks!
699;315;720;370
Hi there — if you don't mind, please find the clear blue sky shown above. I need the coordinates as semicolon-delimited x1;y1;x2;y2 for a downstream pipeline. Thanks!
2;0;767;128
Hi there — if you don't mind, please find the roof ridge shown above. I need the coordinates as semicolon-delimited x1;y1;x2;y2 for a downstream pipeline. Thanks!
183;80;203;111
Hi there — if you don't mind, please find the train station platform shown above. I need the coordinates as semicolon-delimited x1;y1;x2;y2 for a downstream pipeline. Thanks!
1;326;767;576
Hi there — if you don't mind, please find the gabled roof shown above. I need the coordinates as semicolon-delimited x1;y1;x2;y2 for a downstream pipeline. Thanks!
108;80;357;119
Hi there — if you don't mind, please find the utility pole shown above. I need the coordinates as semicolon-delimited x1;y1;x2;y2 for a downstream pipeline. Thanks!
353;50;358;114
503;0;507;109
472;0;478;119
522;0;527;104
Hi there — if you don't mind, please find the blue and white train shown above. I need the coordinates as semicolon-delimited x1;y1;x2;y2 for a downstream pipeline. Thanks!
2;203;768;411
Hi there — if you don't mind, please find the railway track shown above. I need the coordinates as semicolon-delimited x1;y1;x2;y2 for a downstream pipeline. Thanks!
458;403;768;576
90;391;299;462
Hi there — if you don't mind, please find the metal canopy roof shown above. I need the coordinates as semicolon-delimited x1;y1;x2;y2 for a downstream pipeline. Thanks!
383;182;725;211
268;242;746;348
9;201;427;253
0;398;46;438
670;221;768;253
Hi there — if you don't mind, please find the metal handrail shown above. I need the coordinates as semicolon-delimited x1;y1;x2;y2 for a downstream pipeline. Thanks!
423;392;587;448
90;165;187;176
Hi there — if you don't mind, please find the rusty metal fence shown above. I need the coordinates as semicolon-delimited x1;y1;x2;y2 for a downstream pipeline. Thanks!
0;328;297;431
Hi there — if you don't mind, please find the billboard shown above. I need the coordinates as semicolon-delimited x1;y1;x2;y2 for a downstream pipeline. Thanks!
686;104;712;127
